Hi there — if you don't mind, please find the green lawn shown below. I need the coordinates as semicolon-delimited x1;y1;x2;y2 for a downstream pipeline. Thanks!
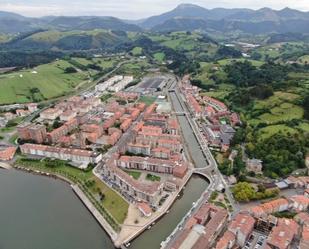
72;57;118;69
258;104;303;124
297;55;309;64
217;58;264;67
258;125;298;139
146;173;161;182
139;96;156;106
0;60;88;104
298;122;309;133
131;47;143;56
123;170;141;180
115;60;151;78
15;158;129;226
153;52;165;62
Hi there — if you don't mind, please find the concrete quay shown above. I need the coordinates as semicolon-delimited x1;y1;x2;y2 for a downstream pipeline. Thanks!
72;184;119;243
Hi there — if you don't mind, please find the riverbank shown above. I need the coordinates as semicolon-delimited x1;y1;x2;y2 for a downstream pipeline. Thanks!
0;162;12;169
72;184;118;242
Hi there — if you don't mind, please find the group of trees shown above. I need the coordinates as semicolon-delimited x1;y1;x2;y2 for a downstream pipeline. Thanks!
228;84;274;107
303;94;309;120
218;150;246;178
224;61;288;87
215;46;242;60
232;182;279;202
247;133;308;178
0;50;63;68
64;66;78;73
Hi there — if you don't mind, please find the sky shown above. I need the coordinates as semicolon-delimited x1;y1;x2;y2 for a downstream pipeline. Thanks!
0;0;308;19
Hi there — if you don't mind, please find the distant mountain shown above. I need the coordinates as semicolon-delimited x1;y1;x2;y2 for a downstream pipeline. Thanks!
0;11;26;20
0;29;130;51
151;17;309;34
1;4;309;35
140;4;210;28
0;12;141;33
139;4;309;34
267;32;309;43
48;16;141;32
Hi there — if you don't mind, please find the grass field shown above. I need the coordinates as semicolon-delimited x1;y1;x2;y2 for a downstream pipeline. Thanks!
153;52;165;62
116;60;151;78
16;158;129;225
139;96;156;106
201;84;235;100
217;59;264;67
131;47;143;56
298;122;309;133
258;125;298;139
250;91;303;125
0;60;88;104
297;55;309;64
258;103;303;124
72;57;119;69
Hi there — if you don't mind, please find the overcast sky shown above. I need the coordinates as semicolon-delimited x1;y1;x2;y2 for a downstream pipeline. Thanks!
0;0;308;18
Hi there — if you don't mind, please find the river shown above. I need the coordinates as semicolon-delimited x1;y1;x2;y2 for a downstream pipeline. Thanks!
169;91;208;169
0;169;208;249
0;90;210;249
0;169;114;249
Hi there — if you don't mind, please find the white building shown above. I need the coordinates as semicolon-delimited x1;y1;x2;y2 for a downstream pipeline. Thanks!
20;143;102;168
108;76;134;92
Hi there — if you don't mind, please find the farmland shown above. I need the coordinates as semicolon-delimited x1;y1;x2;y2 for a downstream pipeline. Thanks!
0;60;89;104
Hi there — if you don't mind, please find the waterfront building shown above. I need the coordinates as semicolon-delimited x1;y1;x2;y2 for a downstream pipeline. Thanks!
20;143;102;168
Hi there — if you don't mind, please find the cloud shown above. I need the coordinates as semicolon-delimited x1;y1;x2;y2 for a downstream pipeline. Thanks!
0;3;63;16
0;0;308;18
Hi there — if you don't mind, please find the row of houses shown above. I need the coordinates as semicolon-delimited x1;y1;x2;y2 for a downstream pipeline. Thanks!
117;155;188;178
20;143;102;168
171;203;229;249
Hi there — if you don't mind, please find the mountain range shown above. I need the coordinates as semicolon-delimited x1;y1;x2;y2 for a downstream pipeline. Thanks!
0;4;309;34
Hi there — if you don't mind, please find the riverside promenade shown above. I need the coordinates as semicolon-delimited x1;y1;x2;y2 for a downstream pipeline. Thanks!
71;184;118;242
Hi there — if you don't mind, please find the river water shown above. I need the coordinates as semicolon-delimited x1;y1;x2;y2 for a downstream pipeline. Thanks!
0;169;114;249
0;170;208;249
169;91;208;168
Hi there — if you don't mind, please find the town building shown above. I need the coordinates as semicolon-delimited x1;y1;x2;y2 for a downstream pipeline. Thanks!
267;218;299;249
228;212;255;247
20;143;102;168
17;123;47;144
0;145;17;161
40;108;63;120
101;155;163;206
170;203;229;249
116;156;188;178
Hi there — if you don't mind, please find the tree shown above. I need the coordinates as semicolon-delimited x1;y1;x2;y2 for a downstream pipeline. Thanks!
64;67;77;73
232;182;255;202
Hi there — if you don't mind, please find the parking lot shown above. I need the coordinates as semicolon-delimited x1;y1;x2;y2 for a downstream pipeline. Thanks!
133;76;168;93
244;231;267;249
